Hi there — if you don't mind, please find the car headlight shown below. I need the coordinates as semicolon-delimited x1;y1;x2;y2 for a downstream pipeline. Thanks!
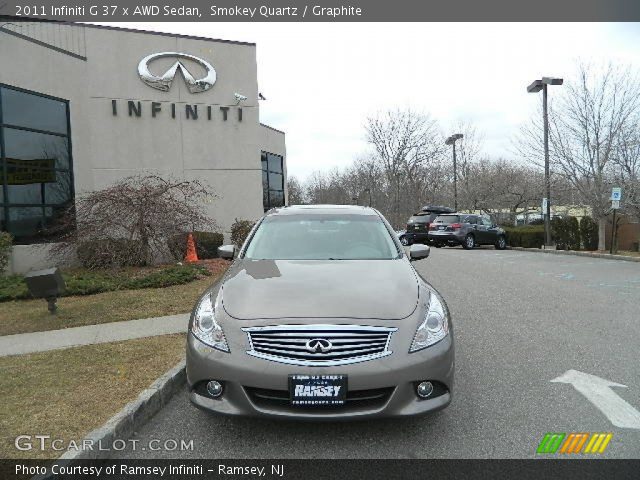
191;294;229;352
409;289;449;352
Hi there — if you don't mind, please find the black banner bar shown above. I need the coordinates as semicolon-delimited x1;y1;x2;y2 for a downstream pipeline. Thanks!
1;0;640;22
2;459;640;480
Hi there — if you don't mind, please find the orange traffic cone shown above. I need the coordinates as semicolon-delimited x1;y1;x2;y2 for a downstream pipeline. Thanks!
184;233;199;263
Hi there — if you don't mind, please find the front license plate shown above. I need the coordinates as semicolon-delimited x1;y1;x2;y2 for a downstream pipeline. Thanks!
289;374;347;406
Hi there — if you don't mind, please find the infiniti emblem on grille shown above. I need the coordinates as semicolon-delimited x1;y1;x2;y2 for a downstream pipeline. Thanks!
305;338;333;353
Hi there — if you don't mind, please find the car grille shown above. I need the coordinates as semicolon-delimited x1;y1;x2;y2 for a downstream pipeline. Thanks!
245;386;395;411
242;324;397;366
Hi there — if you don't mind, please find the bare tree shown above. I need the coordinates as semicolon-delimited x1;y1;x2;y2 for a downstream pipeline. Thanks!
50;175;216;266
286;175;306;205
365;109;445;226
612;120;640;222
448;120;484;211
306;168;351;205
465;158;543;223
517;62;640;249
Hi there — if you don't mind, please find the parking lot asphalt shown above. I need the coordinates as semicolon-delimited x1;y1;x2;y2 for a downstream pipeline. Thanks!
113;247;640;459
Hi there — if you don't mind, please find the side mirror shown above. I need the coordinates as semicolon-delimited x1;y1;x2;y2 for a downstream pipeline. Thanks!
218;245;235;260
409;244;430;261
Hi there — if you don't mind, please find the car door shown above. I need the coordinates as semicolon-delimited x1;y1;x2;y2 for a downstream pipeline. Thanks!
479;216;496;244
463;215;479;239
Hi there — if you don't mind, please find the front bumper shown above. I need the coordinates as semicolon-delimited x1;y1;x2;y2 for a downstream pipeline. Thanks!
186;323;454;420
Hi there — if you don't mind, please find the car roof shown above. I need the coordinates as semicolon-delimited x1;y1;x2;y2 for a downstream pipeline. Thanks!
421;205;456;213
267;205;379;216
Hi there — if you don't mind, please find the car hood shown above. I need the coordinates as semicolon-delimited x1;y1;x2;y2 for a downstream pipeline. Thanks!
221;259;419;320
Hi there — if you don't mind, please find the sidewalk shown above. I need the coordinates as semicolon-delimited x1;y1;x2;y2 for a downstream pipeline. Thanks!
0;313;189;357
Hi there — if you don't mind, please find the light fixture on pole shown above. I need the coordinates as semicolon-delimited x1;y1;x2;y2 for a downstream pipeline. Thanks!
527;76;563;247
445;133;464;211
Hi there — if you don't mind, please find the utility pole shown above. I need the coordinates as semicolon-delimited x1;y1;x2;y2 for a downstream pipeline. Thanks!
445;134;464;211
543;83;552;247
610;208;617;255
527;76;563;247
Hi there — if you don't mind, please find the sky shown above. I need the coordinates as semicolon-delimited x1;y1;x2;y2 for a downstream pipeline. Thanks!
101;22;640;180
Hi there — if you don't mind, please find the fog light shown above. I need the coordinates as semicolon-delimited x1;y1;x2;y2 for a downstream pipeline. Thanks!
417;381;434;398
206;380;223;398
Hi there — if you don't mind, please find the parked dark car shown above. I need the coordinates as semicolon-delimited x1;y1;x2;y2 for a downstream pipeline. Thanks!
428;214;507;250
404;206;456;246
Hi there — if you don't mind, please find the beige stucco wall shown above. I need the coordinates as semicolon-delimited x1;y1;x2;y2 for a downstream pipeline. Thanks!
0;22;286;274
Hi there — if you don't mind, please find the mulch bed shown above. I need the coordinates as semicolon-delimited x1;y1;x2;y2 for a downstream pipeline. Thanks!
195;258;231;276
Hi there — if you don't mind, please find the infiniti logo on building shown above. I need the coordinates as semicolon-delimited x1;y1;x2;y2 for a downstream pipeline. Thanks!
137;52;217;93
305;338;333;353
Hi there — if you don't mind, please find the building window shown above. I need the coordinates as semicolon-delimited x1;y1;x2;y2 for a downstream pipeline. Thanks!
261;151;284;211
0;85;73;244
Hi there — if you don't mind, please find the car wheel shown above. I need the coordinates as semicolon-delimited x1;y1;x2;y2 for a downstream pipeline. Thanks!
495;235;507;250
400;236;410;246
434;243;442;248
463;234;475;250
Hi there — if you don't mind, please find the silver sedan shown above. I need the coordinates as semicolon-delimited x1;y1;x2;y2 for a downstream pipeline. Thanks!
186;205;454;419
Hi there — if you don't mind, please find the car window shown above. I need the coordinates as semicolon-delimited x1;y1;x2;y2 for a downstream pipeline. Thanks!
461;215;476;224
481;217;493;227
408;214;433;224
244;214;401;260
434;215;459;224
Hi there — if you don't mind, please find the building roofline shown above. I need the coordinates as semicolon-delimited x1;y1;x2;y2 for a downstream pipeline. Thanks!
260;123;285;135
0;24;87;60
0;16;256;46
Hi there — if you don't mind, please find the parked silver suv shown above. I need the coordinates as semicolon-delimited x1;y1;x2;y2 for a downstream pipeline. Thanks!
427;214;507;250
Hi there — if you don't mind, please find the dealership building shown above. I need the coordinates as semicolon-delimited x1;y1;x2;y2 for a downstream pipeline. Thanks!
0;20;286;273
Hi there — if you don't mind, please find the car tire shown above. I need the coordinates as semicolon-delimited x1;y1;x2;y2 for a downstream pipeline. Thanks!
400;236;410;246
463;234;475;250
434;243;442;248
495;235;507;250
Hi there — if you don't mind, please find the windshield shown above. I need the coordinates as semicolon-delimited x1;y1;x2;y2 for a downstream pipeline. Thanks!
244;214;400;260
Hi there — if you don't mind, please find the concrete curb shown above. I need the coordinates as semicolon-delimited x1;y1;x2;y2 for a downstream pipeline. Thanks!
510;247;640;263
57;359;186;461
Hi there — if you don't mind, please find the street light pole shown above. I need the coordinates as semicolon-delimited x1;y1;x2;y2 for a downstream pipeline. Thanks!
452;142;458;211
527;76;563;247
542;83;551;247
445;133;464;211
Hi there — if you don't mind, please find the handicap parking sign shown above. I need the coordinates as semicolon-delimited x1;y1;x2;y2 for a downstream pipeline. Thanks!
611;187;622;201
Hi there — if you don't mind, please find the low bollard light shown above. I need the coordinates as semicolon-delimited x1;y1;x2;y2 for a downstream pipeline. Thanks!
24;268;66;314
